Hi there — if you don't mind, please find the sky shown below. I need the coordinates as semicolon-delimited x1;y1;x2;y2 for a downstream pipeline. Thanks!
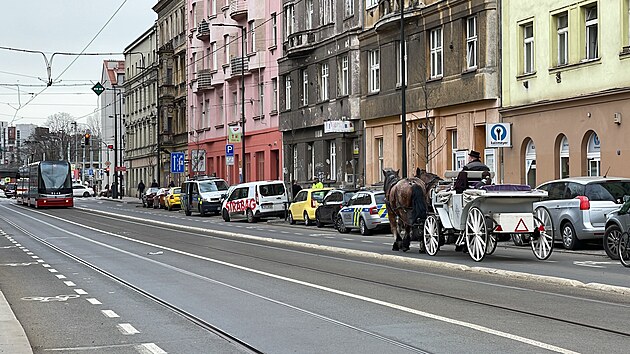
0;0;157;127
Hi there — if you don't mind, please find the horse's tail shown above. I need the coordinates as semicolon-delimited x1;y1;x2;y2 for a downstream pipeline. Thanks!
410;183;427;224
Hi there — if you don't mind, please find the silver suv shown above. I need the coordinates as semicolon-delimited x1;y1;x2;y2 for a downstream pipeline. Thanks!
534;177;630;249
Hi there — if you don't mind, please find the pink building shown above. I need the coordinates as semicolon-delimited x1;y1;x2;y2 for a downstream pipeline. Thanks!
187;0;282;184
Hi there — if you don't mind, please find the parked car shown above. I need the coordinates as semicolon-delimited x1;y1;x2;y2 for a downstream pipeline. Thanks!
0;189;6;198
603;197;630;259
181;176;229;216
335;190;389;235
534;177;630;250
165;187;181;211
315;189;358;228
221;180;288;223
142;187;160;208
4;183;16;198
153;188;169;209
288;188;332;226
99;187;111;197
72;184;95;197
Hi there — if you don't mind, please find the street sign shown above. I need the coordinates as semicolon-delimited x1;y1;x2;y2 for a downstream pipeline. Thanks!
225;144;234;157
486;123;511;148
115;166;127;172
170;152;185;173
226;156;235;166
91;82;105;96
88;168;94;176
105;161;111;167
228;126;242;143
4;177;10;183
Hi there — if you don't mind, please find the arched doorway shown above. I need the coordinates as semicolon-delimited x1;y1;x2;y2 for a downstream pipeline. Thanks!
525;139;536;187
587;132;601;176
559;135;569;178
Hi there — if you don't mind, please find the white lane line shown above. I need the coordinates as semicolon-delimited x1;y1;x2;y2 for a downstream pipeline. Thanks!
55;274;67;279
64;281;76;287
86;298;102;305
15;243;21;246
280;231;290;234
31;256;39;259
74;289;88;295
48;268;58;273
342;238;353;241
136;343;167;354
42;264;51;268
295;233;303;235
101;310;119;318
382;243;390;245
36;259;44;263
361;240;374;243
325;236;335;239
26;252;34;255
117;323;140;335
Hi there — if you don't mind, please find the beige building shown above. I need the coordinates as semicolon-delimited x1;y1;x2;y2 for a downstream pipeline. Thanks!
501;0;630;186
360;0;501;184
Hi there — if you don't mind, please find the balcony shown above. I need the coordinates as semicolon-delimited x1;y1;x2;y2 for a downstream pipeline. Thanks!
196;20;210;41
229;0;247;21
283;30;317;57
197;69;214;91
229;56;249;77
158;40;173;54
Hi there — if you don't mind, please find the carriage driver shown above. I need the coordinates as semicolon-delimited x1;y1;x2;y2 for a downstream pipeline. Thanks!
454;150;490;193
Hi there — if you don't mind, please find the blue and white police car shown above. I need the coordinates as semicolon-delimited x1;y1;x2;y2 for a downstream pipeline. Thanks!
335;190;389;235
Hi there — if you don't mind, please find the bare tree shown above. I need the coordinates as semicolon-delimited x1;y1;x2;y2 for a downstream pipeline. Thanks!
86;113;102;139
45;112;77;160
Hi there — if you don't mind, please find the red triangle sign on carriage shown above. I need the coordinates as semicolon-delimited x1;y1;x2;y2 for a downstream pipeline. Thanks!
514;218;529;232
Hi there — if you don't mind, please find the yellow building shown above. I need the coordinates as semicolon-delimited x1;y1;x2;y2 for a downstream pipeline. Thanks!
501;0;630;185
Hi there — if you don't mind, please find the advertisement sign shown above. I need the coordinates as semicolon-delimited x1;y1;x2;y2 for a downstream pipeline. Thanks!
486;123;511;148
228;126;242;143
324;120;355;133
191;149;206;173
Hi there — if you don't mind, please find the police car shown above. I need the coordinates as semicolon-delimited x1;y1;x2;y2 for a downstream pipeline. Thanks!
335;190;389;235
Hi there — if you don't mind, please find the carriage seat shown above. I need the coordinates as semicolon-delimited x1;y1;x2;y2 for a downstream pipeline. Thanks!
444;170;495;180
480;184;532;192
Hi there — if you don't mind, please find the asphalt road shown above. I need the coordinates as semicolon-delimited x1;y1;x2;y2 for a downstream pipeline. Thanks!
1;198;629;353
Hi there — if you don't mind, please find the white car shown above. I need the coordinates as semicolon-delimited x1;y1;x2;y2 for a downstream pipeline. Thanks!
72;184;95;198
0;189;6;198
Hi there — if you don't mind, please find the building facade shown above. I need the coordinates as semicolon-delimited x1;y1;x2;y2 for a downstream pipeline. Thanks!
99;60;126;190
123;26;159;197
360;0;501;185
154;0;188;187
187;0;283;185
279;0;364;188
501;0;630;186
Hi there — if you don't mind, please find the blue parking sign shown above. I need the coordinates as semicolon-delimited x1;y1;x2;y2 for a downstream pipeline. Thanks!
170;152;185;173
225;144;234;157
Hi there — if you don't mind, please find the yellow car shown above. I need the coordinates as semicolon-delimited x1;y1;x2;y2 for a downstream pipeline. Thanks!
288;188;332;226
165;187;181;211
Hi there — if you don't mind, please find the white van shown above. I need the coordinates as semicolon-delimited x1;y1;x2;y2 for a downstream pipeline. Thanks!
221;180;288;223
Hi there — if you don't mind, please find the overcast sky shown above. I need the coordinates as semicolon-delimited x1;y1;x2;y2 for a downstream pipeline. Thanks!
0;0;157;127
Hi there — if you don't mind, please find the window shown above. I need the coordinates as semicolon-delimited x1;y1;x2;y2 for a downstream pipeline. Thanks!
285;75;292;110
211;42;217;71
338;55;349;96
368;49;380;93
301;69;309;106
249;21;256;53
430;27;443;78
218;94;224;123
556;13;568;66
396;41;408;86
585;5;598;60
272;78;278;112
272;14;277;47
307;0;313;29
307;143;314;179
377;138;384;181
366;0;378;9
522;23;534;74
258;82;264;117
320;62;329;101
329;140;336;180
345;0;354;17
232;91;238;119
627;0;630;47
224;34;230;63
211;0;216;16
450;130;458;170
292;145;298;181
284;4;295;39
323;0;333;24
559;135;569;179
466;17;478;69
587;132;601;176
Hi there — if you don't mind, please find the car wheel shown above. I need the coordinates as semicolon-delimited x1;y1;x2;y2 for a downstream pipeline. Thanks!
359;218;372;236
199;205;206;216
561;222;580;250
304;212;312;226
288;211;295;225
315;211;323;228
167;203;172;211
604;224;621;260
83;192;90;197
336;216;349;234
142;200;146;208
246;209;257;223
222;208;230;222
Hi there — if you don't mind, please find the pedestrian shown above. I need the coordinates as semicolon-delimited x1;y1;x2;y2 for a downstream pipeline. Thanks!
474;171;493;189
150;179;158;188
291;180;302;199
168;180;175;188
137;180;145;199
311;177;323;189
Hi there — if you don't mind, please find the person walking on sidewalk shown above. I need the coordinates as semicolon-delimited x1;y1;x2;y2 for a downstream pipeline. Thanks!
137;180;145;199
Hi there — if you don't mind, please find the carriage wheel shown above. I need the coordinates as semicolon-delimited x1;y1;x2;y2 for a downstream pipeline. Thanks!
618;232;630;268
465;207;488;262
486;234;497;255
423;215;441;256
532;210;554;260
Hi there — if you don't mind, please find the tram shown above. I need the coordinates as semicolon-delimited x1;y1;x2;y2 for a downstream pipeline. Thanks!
17;161;73;208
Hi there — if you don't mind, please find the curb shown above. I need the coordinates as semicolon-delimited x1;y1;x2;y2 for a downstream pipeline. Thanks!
0;290;33;354
77;207;630;297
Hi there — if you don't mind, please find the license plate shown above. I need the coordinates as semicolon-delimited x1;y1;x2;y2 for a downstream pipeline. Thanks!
261;204;272;209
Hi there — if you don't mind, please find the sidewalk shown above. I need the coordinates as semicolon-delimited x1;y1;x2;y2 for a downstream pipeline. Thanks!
0;290;32;354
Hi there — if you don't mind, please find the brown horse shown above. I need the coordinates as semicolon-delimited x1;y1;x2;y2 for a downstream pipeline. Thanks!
383;168;442;253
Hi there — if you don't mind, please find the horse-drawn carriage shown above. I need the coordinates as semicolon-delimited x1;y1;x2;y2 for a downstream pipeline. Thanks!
383;168;554;262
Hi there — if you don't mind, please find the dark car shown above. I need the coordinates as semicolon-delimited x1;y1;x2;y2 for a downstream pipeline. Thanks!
315;189;358;228
142;187;160;208
4;183;17;198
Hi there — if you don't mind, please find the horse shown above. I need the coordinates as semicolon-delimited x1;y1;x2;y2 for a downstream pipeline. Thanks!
414;168;443;210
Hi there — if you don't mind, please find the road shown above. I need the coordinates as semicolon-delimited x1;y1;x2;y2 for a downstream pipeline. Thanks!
1;197;629;353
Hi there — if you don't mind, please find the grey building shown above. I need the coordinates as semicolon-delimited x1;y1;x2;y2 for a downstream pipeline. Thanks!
279;0;364;188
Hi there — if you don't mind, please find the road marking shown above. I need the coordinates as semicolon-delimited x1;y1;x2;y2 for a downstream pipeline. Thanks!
21;294;79;302
74;289;88;295
48;268;58;273
295;233;303;235
136;343;167;354
325;236;335;239
16;243;21;246
31;255;39;259
55;274;66;279
86;298;102;305
36;259;44;263
101;310;119;318
574;260;617;268
117;323;140;335
342;238;353;241
361;240;374;243
280;231;290;234
42;264;50;267
64;281;76;287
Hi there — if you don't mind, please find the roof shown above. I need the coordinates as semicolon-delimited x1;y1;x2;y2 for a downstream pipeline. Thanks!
540;176;630;185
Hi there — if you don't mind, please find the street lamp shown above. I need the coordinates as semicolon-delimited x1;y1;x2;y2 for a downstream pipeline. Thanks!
213;23;247;182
